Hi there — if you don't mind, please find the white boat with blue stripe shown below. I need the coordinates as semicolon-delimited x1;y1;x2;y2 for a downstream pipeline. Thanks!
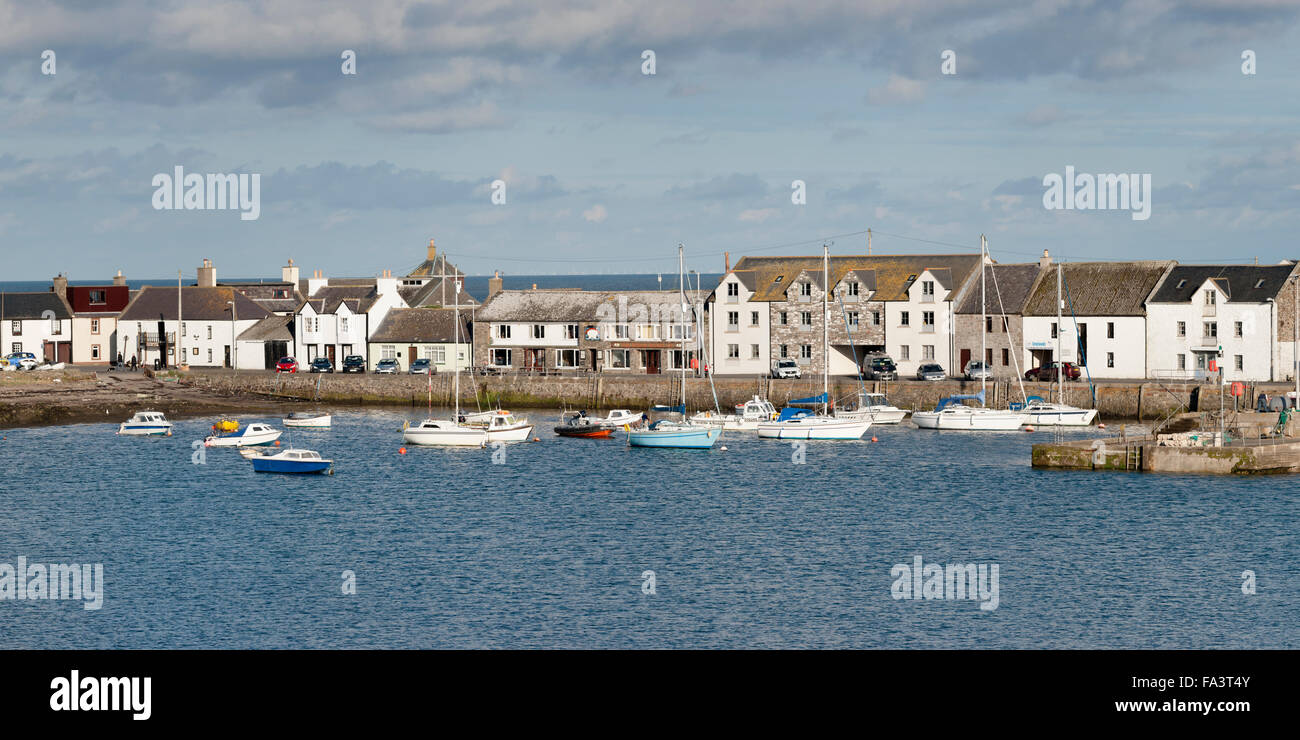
118;411;173;436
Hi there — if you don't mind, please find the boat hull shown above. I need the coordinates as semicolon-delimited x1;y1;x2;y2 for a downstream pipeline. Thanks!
1022;407;1097;426
912;410;1026;430
402;428;487;447
688;413;761;431
251;458;333;474
756;417;870;440
205;430;282;447
118;424;172;436
554;426;613;438
285;415;332;429
485;423;535;442
627;427;721;448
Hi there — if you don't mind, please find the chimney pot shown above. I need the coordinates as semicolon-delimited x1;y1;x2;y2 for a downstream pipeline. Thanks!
427;238;437;262
725;251;731;273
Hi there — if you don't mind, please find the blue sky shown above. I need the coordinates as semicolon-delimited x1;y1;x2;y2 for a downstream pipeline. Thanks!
2;0;1299;281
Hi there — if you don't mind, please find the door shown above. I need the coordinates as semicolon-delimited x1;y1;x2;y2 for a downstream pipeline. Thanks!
408;346;418;371
1077;323;1088;365
224;345;231;368
644;350;660;374
327;345;336;365
959;348;971;374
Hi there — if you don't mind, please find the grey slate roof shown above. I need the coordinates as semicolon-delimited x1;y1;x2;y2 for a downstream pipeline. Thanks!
369;308;471;344
237;314;294;342
732;254;982;302
299;286;380;315
119;287;269;322
957;264;1046;315
0;292;73;319
1022;261;1174;316
475;289;710;323
1149;264;1298;303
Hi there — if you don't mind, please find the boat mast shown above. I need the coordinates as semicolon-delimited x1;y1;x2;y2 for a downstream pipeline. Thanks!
980;235;987;402
1056;262;1063;406
679;244;686;413
823;244;830;416
454;279;461;419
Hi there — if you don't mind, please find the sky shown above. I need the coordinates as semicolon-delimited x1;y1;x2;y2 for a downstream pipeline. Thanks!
2;0;1299;282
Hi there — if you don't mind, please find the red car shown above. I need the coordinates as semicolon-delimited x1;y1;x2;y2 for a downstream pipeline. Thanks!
276;357;299;373
1024;361;1081;381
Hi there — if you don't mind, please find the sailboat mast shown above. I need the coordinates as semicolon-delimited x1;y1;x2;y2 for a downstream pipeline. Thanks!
1056;262;1063;405
679;244;686;410
980;235;987;400
823;244;830;416
453;279;461;417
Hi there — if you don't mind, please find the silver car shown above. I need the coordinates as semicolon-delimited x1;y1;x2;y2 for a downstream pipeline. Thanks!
916;363;946;381
964;361;992;380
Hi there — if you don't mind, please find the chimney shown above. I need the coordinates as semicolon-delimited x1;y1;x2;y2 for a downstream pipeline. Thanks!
427;238;437;262
113;270;126;287
532;283;538;290
282;258;300;285
489;270;503;298
197;258;217;287
307;268;328;297
52;273;68;299
1038;249;1052;269
376;269;398;297
724;251;731;273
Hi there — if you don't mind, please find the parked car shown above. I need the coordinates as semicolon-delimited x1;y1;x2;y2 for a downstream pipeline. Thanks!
771;358;802;379
341;355;366;374
916;363;946;381
964;361;992;380
862;356;897;381
3;352;38;370
308;357;334;374
408;358;433;375
275;357;299;373
374;359;400;374
1024;361;1081;382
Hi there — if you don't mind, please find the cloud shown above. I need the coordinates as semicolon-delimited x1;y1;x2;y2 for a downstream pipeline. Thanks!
665;173;769;200
369;102;509;134
738;208;777;223
1020;103;1067;127
867;75;925;105
582;204;607;222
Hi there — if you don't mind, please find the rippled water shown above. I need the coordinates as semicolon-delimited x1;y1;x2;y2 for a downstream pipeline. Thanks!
0;409;1295;649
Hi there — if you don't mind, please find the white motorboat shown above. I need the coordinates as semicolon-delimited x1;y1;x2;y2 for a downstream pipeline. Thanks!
835;392;909;424
248;448;334;474
284;412;332;429
690;396;777;431
118;411;173;436
403;418;487;447
1019;400;1097;426
481;412;535;442
598;409;642;429
204;422;283;447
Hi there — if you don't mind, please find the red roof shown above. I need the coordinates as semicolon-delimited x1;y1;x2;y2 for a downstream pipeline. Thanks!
65;285;130;314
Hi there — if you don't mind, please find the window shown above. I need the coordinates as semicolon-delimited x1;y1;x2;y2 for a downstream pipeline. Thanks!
555;349;580;367
922;311;935;332
750;344;760;359
566;324;579;340
1235;354;1244;371
637;324;656;340
614;324;629;339
800;282;812;297
847;282;860;296
670;323;694;340
432;348;446;364
1177;354;1186;370
922;345;935;360
750;311;759;326
91;345;101;360
10;343;19;353
491;348;512;366
1001;348;1009;366
1176;279;1187;289
90;319;100;334
1177;321;1186;337
532;325;545;339
88;290;106;304
340;317;349;334
1107;322;1114;339
1254;279;1265;289
1234;321;1243;338
382;345;396;360
497;324;511;339
1204;322;1217;338
800;311;812;326
779;344;788;358
899;345;910;361
779;312;788;325
848;312;859;327
11;320;20;336
607;349;630;368
727;311;739;328
985;348;993;365
1107;352;1114;368
727;282;739;297
207;326;212;340
986;317;993;333
207;348;213;363
1050;322;1057;339
420;346;435;360
921;281;935;301
192;347;199;356
1205;290;1216;305
871;311;881;326
727;344;739;359
1002;318;1009;333
800;344;812;359
900;312;910;327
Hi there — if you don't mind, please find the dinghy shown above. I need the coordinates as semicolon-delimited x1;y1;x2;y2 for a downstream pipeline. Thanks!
284;412;332;429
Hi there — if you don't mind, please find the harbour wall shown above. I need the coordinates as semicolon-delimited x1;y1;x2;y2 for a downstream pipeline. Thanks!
179;372;1295;420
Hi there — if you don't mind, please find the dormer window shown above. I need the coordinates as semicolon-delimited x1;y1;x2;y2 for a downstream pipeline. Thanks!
773;276;784;283
1254;279;1265;289
1176;279;1187;289
727;282;739;297
800;282;812;297
847;282;860;296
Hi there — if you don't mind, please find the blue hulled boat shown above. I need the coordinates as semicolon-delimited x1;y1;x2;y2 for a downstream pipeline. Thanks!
248;448;334;474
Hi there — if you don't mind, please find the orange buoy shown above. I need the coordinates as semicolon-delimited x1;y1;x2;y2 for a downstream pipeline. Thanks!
1098;422;1107;429
399;447;407;455
274;440;280;446
1023;425;1035;432
870;436;878;443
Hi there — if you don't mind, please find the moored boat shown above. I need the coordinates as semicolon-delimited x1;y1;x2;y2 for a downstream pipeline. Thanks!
249;448;333;474
597;409;641;429
835;392;909;424
1017;399;1097;426
554;411;614;438
482;411;535;442
628;420;722;448
912;393;1027;430
756;406;871;440
689;396;777;431
284;412;332;429
204;422;283;447
118;411;173;436
402;418;487;447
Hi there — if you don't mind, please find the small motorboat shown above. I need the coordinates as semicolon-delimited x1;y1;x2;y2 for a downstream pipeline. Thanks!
249;448;334;475
204;422;283;447
834;392;909;424
597;409;642;429
689;396;777;431
554;411;614;438
481;411;535;442
284;412;332;429
402;419;487;447
118;411;173;436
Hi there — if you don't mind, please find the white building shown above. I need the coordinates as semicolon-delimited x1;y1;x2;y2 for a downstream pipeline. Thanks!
368;308;473;372
708;269;771;375
293;271;408;367
1145;264;1300;382
118;285;268;368
0;292;74;362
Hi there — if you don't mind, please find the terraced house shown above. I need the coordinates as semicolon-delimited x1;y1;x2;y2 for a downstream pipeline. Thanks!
0;291;74;363
953;254;1052;379
720;253;983;377
473;288;709;374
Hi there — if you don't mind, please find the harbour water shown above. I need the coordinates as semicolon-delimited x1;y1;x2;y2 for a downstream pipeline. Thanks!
1;410;1294;649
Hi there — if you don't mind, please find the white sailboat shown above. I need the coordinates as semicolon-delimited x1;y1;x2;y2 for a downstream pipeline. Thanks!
835;392;909;424
757;244;871;441
689;395;777;431
1018;263;1097;427
402;281;488;448
912;235;1027;431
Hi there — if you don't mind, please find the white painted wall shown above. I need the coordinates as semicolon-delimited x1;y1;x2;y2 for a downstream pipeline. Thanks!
884;270;954;376
1021;315;1146;379
710;275;769;375
1147;297;1276;381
